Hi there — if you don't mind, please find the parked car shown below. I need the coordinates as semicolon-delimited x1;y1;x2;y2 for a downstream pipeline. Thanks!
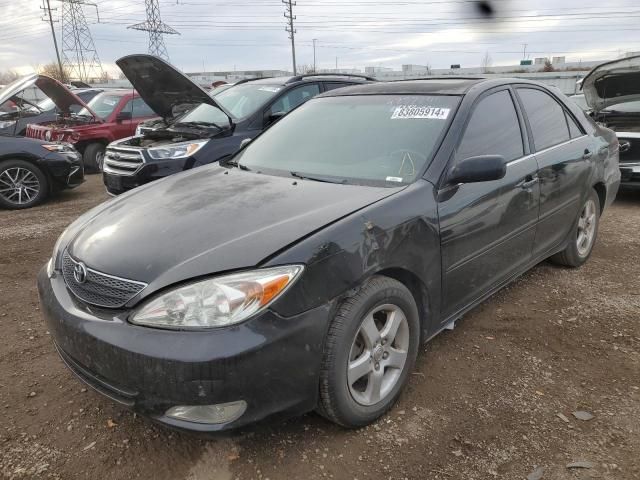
25;86;156;172
0;80;102;136
581;55;640;190
39;77;619;432
102;54;374;195
0;135;83;209
568;93;589;112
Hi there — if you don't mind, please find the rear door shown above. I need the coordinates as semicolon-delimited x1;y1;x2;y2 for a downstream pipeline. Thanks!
515;87;593;257
438;87;540;319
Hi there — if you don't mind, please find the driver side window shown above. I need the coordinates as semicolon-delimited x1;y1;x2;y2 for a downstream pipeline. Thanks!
268;84;321;116
456;89;524;162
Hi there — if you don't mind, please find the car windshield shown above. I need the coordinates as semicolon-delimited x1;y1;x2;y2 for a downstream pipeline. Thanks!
214;83;284;118
175;103;231;128
235;94;460;186
602;100;640;113
78;93;121;119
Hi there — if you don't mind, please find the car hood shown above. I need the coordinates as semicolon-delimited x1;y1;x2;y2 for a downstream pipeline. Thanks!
67;166;403;293
582;55;640;112
0;74;97;119
116;54;232;124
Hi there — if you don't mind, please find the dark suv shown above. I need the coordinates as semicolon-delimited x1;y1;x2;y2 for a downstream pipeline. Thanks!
103;54;373;195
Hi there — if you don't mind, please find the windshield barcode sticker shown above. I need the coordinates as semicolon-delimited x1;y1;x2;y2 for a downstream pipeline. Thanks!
391;106;450;120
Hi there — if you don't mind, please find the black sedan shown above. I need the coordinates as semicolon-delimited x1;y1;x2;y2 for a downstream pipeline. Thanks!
0;135;83;209
38;78;619;431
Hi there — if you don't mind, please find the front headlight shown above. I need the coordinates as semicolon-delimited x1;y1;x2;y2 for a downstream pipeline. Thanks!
0;120;16;129
147;140;208;160
130;265;304;329
42;143;75;153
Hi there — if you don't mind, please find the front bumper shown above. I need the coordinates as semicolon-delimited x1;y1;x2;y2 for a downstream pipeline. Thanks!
41;151;84;190
620;162;640;189
38;267;331;432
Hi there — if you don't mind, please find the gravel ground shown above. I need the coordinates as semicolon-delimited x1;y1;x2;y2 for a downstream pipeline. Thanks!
1;176;639;480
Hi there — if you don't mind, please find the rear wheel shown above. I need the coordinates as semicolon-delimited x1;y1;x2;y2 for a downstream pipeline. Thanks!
83;143;106;173
551;188;600;267
0;159;48;209
318;276;420;428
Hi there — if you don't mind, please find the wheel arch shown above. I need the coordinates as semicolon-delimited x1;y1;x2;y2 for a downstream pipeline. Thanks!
592;181;606;214
374;267;430;339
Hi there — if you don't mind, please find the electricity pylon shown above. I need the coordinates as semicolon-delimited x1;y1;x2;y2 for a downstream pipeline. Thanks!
128;0;179;61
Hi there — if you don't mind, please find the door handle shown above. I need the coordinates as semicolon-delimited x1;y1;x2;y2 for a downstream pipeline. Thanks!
517;176;539;189
582;149;593;159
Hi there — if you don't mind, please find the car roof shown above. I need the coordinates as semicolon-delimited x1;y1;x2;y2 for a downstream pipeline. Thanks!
318;77;550;97
94;88;138;97
237;75;373;87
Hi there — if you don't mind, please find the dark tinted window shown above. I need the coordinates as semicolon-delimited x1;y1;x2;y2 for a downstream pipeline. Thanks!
456;90;523;162
566;111;583;138
121;97;155;118
268;84;321;115
518;88;570;150
324;82;354;92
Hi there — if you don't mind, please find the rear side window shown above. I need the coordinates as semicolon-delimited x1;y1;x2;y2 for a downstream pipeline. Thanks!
268;84;321;116
566;112;583;138
456;90;523;162
518;88;570;150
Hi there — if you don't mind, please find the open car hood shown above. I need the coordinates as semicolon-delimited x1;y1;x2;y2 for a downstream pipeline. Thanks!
0;74;97;119
581;55;640;112
116;54;232;123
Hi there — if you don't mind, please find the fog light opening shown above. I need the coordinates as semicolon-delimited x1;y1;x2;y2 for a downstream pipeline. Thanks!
165;400;247;425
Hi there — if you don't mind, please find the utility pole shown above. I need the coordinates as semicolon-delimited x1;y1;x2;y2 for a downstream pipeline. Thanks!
522;43;528;60
312;39;317;72
128;0;179;61
41;0;64;81
283;0;297;74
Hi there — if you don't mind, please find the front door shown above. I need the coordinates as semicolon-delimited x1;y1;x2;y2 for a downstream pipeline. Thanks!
438;88;540;320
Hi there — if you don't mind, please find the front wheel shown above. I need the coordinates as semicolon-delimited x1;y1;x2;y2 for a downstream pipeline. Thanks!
551;188;601;267
0;159;48;209
318;276;420;428
83;143;106;173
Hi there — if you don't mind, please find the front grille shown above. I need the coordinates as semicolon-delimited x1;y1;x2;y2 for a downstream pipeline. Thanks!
62;251;147;308
618;136;640;164
103;145;144;176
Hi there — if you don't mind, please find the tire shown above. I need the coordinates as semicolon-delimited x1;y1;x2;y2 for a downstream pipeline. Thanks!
318;275;420;428
83;143;106;173
0;159;48;210
551;188;601;267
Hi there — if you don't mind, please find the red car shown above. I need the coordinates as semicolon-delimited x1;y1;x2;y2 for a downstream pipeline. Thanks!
24;80;156;171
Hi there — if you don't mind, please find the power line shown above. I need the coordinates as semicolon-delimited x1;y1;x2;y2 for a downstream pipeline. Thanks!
283;0;297;74
128;0;179;61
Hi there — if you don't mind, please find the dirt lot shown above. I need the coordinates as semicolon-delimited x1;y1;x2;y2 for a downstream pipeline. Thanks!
1;176;639;480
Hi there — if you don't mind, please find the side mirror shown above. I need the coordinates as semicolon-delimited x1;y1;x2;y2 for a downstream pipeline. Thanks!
447;155;506;184
116;111;132;122
265;111;286;126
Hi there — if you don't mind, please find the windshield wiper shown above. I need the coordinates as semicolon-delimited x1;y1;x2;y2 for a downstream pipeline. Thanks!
290;171;347;184
177;120;225;131
225;158;250;170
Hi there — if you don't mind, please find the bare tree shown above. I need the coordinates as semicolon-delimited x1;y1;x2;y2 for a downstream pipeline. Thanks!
38;62;72;82
0;70;20;85
481;51;492;73
542;59;555;72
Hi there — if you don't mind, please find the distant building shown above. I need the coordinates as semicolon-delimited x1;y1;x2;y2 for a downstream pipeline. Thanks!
534;57;549;65
552;56;566;64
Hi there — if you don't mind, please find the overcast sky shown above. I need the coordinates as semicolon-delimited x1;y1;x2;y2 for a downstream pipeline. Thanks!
1;0;639;76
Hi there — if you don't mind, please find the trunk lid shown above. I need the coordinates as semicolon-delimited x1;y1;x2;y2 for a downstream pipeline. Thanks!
116;54;232;124
582;55;640;113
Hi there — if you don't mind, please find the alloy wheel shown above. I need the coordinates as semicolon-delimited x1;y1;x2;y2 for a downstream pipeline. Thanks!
0;167;41;206
347;303;410;406
576;198;597;257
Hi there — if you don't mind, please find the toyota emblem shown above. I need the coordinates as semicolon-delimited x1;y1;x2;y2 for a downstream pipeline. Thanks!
73;262;88;284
